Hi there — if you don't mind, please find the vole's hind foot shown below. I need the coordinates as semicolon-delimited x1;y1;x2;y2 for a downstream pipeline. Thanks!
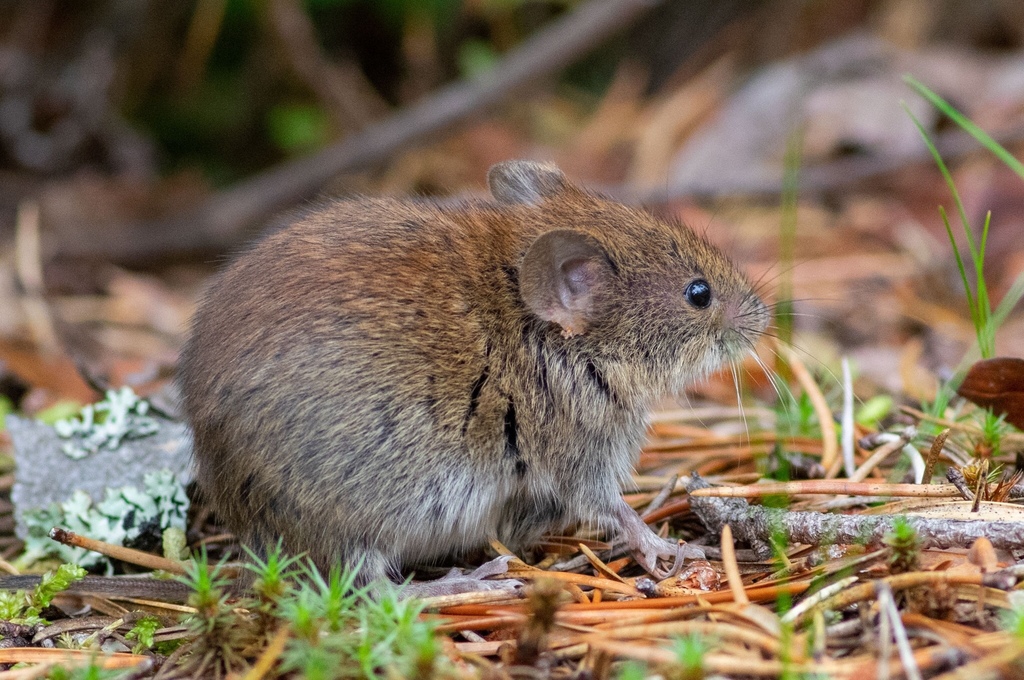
630;533;705;580
609;498;705;580
401;555;523;600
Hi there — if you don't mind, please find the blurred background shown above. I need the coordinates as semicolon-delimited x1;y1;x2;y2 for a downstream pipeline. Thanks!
0;0;1022;414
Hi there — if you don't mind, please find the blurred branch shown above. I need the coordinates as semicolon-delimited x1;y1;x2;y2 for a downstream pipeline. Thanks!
265;0;389;130
634;123;1024;203
14;202;58;354
175;0;228;93
56;0;665;263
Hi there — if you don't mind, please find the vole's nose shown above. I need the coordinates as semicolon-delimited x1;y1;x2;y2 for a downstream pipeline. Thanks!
724;292;769;340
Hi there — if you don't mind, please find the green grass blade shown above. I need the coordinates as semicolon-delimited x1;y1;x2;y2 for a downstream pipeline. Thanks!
903;104;979;261
976;211;993;357
905;75;1024;180
938;206;977;323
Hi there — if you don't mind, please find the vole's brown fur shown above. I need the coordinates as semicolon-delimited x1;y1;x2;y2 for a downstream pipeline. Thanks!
179;161;768;585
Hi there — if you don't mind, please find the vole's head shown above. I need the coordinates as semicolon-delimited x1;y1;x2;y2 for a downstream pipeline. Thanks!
489;160;769;400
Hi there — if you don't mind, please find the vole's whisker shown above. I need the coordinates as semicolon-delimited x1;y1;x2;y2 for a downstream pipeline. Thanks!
731;359;749;441
750;350;785;406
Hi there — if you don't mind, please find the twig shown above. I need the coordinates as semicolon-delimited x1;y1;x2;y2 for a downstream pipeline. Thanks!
778;343;838;472
686;474;1024;555
791;571;1012;627
0;648;150;669
56;0;667;263
946;467;974;501
849;428;915;483
921;428;950;485
689;481;963;499
49;528;188;575
506;567;639;597
585;619;780;655
719;525;748;605
240;626;290;680
14;201;58;353
841;357;855;478
878;583;922;680
639;497;691;523
641;474;677;516
418;589;524;611
779;576;857;624
632;122;1024;201
578;544;626;583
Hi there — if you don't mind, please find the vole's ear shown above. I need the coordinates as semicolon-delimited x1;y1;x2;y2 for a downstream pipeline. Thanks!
488;160;568;204
519;229;611;337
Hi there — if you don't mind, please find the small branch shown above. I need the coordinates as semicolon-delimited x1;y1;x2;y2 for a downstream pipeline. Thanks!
849;428;915;483
14;201;58;354
686;474;1024;554
49;527;187;575
719;525;747;605
689;481;963;499
791;571;1016;629
631;122;1024;202
175;0;228;93
778;343;838;473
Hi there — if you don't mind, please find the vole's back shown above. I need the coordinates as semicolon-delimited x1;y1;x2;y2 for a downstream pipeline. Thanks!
181;198;512;578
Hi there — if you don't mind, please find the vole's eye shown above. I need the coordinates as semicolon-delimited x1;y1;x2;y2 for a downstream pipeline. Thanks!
685;279;712;309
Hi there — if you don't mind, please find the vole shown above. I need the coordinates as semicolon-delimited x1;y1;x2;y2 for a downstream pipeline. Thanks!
179;161;769;587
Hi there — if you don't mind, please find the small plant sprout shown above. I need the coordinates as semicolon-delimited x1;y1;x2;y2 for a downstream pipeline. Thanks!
673;632;709;679
616;661;650;680
0;563;86;626
978;411;1010;459
306;562;368;633
243;540;305;606
883;516;922;574
52;386;160;460
774;382;818;442
177;549;258;677
278;584;341;679
905;78;1024;362
46;664;125;680
273;561;442;680
1002;594;1024;640
855;395;893;428
124;615;161;654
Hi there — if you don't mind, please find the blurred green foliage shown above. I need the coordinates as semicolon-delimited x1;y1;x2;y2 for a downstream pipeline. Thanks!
267;103;332;154
124;0;613;185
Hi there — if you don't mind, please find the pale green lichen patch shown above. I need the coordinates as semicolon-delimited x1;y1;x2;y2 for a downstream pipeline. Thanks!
21;470;189;571
52;386;159;460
